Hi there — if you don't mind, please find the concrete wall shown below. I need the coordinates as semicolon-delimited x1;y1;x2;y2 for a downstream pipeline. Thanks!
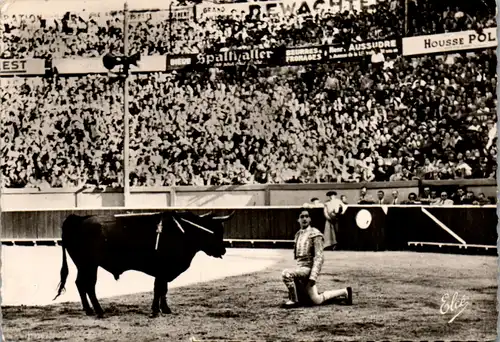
1;179;496;210
173;186;266;207
268;181;420;205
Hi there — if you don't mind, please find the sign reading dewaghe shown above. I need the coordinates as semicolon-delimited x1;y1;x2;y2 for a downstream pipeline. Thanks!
403;27;497;56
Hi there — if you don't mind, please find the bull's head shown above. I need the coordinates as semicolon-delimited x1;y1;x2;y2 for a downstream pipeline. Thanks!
179;211;234;258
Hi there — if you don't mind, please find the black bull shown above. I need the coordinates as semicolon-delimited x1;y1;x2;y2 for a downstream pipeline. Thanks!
53;210;233;318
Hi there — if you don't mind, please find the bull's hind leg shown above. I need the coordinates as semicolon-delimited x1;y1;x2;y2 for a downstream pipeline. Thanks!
76;271;93;316
85;266;105;318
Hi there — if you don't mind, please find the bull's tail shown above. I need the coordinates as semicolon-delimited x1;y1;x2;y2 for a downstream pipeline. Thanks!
53;241;68;300
53;214;81;301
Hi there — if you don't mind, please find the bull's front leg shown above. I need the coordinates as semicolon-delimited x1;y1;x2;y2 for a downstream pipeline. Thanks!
150;277;162;318
160;282;171;314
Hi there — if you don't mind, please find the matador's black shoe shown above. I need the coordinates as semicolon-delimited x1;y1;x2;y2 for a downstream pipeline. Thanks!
346;287;353;305
281;300;300;309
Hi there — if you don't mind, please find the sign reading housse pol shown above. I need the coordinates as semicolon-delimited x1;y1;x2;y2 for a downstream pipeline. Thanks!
402;27;497;56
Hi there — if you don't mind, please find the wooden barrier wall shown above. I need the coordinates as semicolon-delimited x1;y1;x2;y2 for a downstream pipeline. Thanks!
1;207;497;252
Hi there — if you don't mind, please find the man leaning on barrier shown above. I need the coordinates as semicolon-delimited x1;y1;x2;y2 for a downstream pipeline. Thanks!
323;190;347;250
281;209;353;308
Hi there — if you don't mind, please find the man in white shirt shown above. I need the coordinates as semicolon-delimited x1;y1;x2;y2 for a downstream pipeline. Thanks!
371;47;385;80
323;191;347;250
391;190;400;205
432;191;454;206
371;47;385;65
303;197;324;208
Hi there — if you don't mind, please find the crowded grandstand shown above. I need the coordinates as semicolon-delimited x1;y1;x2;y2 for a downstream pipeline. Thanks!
0;0;497;197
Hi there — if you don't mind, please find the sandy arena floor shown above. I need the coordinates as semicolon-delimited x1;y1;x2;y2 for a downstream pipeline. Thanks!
2;248;498;342
2;250;497;341
1;245;285;306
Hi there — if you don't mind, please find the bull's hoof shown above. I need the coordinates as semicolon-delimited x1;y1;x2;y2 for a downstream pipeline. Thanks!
160;306;172;315
96;312;105;319
149;311;160;318
85;309;95;316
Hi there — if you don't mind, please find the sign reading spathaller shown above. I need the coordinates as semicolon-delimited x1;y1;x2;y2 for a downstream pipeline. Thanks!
167;49;277;69
197;49;275;66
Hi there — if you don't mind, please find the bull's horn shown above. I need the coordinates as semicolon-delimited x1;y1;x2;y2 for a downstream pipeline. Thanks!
199;211;213;218
213;211;235;221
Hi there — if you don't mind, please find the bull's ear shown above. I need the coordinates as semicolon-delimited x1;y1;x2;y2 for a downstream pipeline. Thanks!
199;211;213;218
212;211;235;221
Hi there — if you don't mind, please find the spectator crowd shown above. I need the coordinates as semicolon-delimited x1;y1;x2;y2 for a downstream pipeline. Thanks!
0;0;496;58
305;186;494;207
0;0;497;189
407;0;496;36
1;48;497;188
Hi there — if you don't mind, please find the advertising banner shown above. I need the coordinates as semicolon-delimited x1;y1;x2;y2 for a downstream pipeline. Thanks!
195;0;378;20
132;55;167;72
129;7;194;22
0;59;45;76
53;55;166;74
2;14;41;23
166;54;196;70
284;39;400;65
167;48;282;69
53;57;108;74
284;46;326;64
402;28;497;56
326;38;400;59
2;8;194;26
167;38;401;70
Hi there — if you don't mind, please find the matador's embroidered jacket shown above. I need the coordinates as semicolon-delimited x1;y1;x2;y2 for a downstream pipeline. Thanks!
293;226;324;282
